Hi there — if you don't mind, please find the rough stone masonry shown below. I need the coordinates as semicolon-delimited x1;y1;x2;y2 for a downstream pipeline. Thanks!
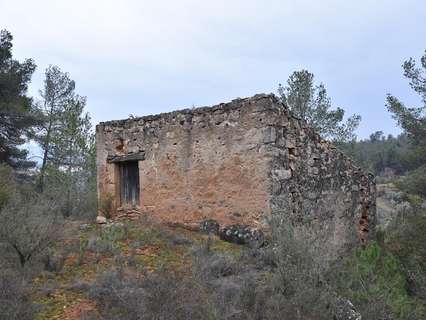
96;94;376;257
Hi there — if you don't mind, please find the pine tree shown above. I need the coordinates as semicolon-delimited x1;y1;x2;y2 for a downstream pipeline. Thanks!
386;51;426;147
49;96;95;217
35;66;96;215
278;70;361;143
0;29;40;168
386;51;426;197
35;65;75;190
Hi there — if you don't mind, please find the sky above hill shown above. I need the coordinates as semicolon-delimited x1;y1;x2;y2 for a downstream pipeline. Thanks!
1;0;426;139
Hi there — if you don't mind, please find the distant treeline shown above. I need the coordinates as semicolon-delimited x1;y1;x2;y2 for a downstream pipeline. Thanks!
341;132;412;175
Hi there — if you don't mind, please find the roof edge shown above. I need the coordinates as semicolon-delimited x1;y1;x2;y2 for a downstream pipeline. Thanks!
97;93;280;127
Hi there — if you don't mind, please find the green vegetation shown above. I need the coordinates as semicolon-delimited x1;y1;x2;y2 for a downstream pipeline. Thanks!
341;132;408;175
278;69;361;143
335;243;413;319
0;30;40;169
342;50;426;198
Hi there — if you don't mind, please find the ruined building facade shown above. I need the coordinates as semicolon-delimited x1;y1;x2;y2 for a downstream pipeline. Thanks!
96;94;376;256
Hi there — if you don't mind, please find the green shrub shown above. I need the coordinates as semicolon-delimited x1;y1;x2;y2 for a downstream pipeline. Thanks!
387;214;426;300
334;242;415;319
395;165;426;198
406;194;423;208
77;238;89;266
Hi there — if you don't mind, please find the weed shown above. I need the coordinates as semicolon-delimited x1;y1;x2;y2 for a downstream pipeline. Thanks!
77;238;89;266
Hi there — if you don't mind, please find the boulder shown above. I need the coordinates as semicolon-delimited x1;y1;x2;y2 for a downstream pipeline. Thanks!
96;216;107;224
200;219;220;235
79;223;91;231
219;224;265;247
334;299;362;320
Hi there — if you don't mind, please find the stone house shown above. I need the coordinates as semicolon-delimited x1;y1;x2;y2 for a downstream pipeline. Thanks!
96;94;375;256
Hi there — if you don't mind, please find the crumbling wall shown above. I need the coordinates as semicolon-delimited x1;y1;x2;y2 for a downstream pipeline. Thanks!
266;96;376;258
96;95;278;226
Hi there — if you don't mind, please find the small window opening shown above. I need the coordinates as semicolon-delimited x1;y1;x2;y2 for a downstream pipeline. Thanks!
116;138;125;153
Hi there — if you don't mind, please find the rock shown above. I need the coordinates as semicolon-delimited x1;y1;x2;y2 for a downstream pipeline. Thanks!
110;222;125;228
274;169;292;180
96;216;107;224
219;224;265;247
79;223;91;231
335;299;362;320
200;219;220;235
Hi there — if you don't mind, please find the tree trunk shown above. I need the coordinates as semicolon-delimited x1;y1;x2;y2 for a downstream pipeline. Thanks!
37;101;55;192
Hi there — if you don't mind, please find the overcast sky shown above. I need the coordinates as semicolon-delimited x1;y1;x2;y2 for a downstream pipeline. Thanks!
2;0;426;139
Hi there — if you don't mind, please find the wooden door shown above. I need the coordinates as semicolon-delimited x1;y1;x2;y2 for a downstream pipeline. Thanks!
120;161;140;206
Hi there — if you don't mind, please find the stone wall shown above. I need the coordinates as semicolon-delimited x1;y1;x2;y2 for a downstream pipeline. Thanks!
96;94;376;256
265;95;376;258
96;95;278;226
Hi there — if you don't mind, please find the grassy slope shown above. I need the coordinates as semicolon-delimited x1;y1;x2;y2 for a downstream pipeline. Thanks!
32;218;242;320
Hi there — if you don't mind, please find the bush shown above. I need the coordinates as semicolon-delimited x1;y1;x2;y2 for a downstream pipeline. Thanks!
191;244;240;282
87;223;129;256
387;213;426;301
77;238;89;266
395;165;426;197
89;269;212;320
0;270;34;320
42;166;98;219
268;213;336;319
162;231;193;246
333;242;420;320
99;192;115;219
42;249;67;274
0;192;63;268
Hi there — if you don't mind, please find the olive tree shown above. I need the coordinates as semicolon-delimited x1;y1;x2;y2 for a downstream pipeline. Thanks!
0;193;63;268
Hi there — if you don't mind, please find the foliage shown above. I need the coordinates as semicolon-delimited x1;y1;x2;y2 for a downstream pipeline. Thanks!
333;242;414;319
41;248;67;274
87;225;126;256
384;50;426;196
0;29;40;168
191;245;240;282
278;69;361;142
334;239;426;320
89;269;212;320
0;192;63;267
386;50;426;147
0;269;34;320
335;202;426;320
268;213;336;319
386;211;426;301
395;165;426;197
0;164;15;210
341;132;409;175
99;192;115;219
36;65;95;192
36;65;76;184
77;238;89;266
35;65;96;215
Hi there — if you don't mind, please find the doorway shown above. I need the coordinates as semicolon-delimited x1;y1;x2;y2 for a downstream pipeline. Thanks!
119;161;140;207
